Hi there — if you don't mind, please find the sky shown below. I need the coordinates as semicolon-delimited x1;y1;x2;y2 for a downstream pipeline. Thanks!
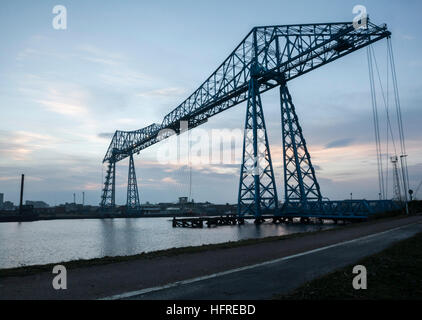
0;0;421;206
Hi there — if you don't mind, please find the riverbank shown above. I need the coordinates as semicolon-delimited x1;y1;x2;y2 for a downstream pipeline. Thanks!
0;213;411;278
278;231;422;300
0;212;217;223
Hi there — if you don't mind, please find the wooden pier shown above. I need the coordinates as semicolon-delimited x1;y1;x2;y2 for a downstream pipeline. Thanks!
172;215;243;228
171;215;325;228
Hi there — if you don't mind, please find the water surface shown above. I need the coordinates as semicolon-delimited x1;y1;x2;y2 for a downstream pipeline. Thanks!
0;218;336;269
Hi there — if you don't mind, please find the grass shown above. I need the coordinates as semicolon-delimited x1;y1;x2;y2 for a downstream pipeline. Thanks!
0;212;412;279
277;232;422;300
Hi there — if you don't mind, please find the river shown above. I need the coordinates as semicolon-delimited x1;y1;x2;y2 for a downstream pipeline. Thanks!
0;217;336;269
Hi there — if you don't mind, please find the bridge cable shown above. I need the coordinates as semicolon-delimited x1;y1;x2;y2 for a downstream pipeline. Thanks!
367;45;385;200
370;44;399;199
367;39;408;201
387;38;410;200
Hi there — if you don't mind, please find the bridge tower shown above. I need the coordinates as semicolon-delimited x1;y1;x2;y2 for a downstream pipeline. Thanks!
100;160;116;208
127;153;141;212
238;29;278;218
279;85;322;205
238;76;278;218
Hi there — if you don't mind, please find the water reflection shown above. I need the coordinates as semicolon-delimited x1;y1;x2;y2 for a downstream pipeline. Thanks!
0;218;336;269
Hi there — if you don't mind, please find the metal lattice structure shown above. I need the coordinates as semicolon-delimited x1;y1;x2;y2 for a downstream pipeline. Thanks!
280;85;322;203
238;74;278;217
101;20;397;219
101;160;115;208
127;154;141;212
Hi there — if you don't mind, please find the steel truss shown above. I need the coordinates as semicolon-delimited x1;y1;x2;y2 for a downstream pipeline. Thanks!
127;154;141;213
100;20;398;219
238;76;278;217
103;21;391;164
280;199;399;219
100;160;116;208
280;85;322;203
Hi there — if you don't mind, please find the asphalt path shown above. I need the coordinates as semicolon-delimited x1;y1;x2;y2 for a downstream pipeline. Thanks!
125;220;422;299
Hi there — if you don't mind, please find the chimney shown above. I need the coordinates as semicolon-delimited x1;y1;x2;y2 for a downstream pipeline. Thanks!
19;174;24;214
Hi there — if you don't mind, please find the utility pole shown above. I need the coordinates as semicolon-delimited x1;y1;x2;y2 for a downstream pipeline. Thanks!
73;193;76;204
82;192;85;206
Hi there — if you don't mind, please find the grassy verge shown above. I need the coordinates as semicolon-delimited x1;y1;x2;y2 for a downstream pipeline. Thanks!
277;232;422;300
0;213;414;279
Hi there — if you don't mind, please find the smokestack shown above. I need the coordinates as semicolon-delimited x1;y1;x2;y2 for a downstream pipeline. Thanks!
19;174;24;214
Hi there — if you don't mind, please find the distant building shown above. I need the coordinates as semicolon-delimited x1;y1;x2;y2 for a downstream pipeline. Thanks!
142;207;161;215
178;197;188;204
25;201;49;209
2;201;15;211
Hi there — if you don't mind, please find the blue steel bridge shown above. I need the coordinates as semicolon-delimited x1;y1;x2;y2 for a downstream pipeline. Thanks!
100;19;399;221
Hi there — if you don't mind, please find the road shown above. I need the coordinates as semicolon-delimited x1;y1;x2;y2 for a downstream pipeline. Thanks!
124;220;422;299
1;215;421;300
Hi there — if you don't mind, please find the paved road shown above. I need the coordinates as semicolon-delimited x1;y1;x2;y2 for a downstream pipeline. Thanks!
1;215;421;299
124;221;422;300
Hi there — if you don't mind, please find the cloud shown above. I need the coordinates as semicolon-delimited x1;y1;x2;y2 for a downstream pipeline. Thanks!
137;87;186;98
325;138;355;149
116;118;137;124
77;45;124;67
0;176;18;181
36;99;88;117
399;33;415;41
161;177;177;184
0;131;60;161
97;132;114;139
83;182;103;191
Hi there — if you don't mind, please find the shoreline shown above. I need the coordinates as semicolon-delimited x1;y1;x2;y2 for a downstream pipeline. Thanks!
0;213;218;223
0;213;411;278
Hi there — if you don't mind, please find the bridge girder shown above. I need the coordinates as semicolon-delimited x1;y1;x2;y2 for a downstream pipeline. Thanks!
103;21;391;163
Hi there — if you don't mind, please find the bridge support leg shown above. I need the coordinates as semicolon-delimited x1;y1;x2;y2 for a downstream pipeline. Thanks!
100;160;116;209
280;85;322;210
238;77;278;218
127;154;141;213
